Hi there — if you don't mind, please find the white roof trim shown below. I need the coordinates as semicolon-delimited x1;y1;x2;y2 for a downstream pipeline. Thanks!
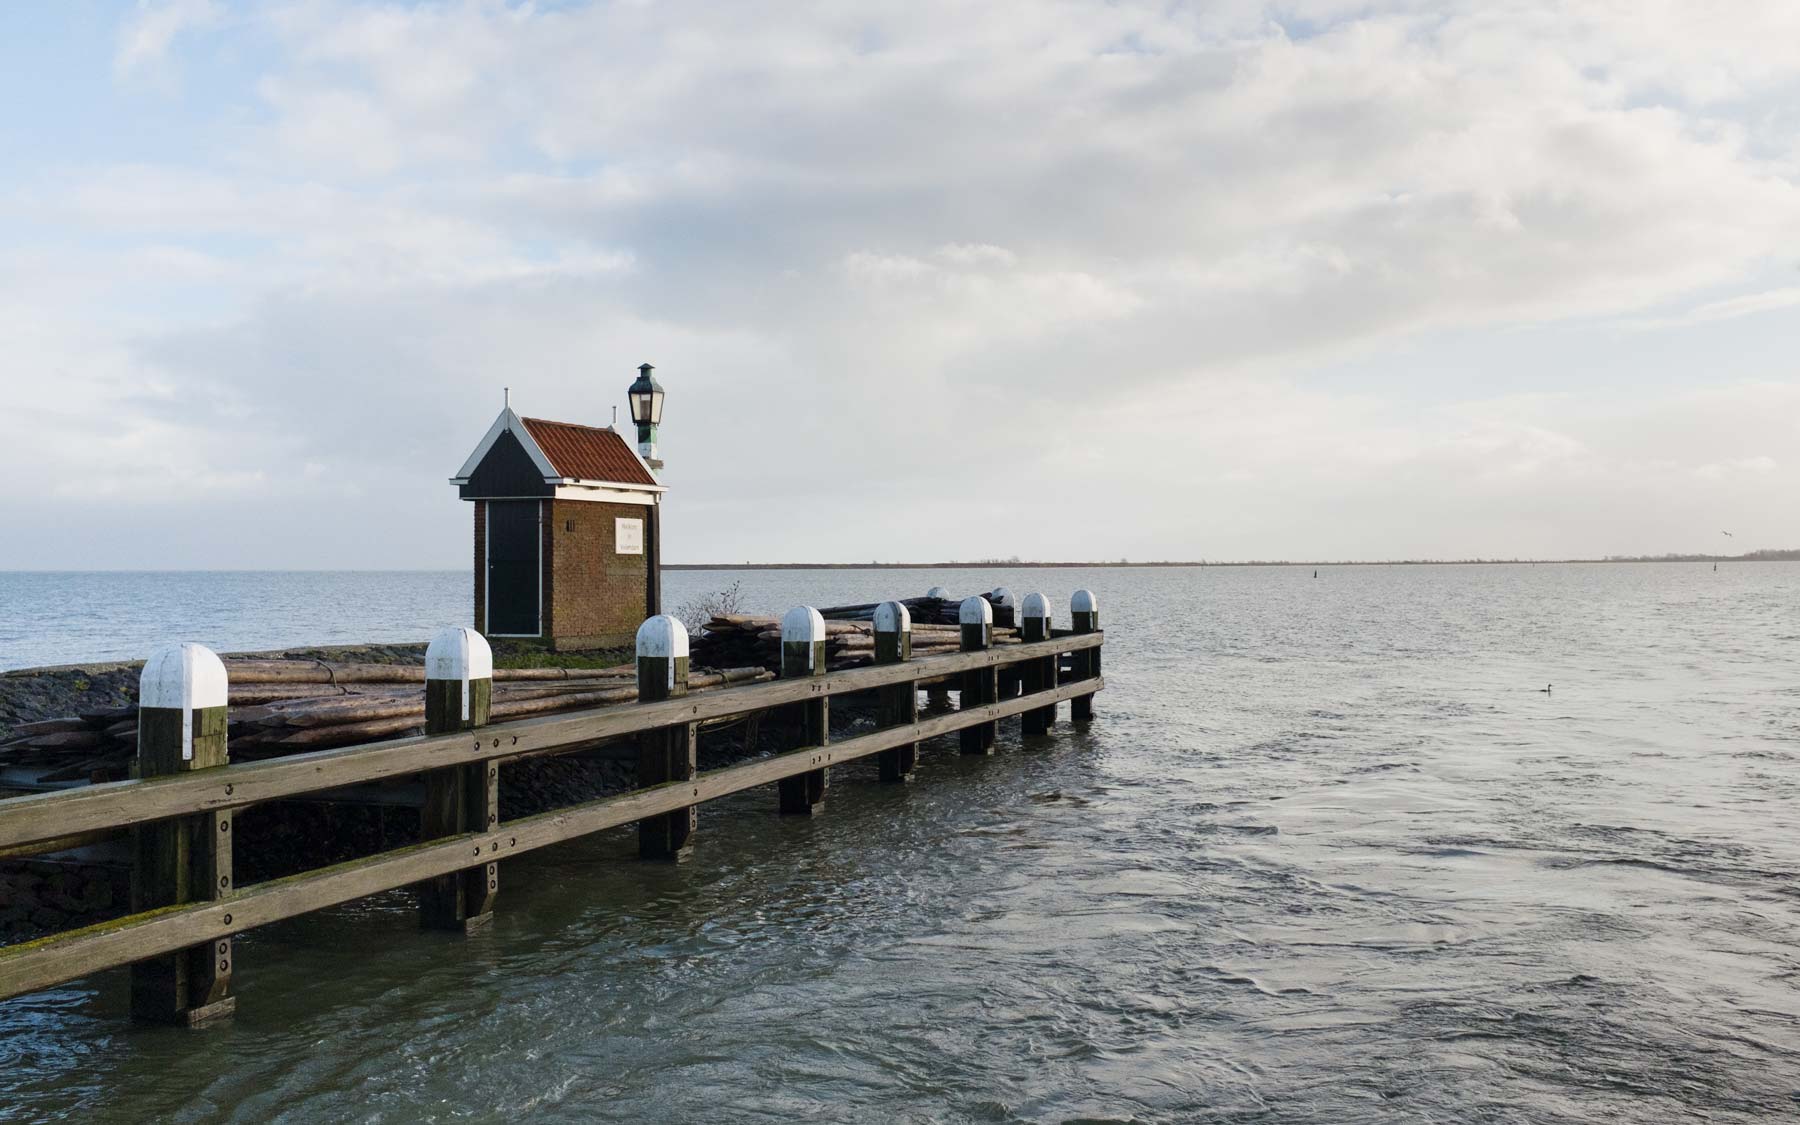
556;477;667;493
452;407;559;483
452;407;665;492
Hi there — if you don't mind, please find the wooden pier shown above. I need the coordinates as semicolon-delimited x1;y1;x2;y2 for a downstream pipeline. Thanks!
0;593;1104;1023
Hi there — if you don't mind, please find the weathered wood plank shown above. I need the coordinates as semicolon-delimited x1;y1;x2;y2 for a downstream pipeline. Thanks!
0;635;1103;850
0;673;1102;1003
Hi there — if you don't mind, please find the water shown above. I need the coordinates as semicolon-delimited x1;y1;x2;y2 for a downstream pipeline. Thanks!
3;563;1799;1122
0;572;470;671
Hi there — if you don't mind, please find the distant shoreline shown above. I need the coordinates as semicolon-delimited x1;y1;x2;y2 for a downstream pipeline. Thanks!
669;553;1798;570
2;552;1793;575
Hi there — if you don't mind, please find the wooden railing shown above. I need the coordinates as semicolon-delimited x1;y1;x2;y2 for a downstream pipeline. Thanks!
0;596;1103;1021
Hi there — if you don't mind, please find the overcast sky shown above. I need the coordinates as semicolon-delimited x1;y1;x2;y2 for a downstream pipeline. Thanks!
3;1;1797;568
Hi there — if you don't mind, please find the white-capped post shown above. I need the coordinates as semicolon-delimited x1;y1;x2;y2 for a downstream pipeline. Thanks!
1071;589;1100;723
132;643;234;1025
635;615;698;859
924;588;953;706
959;596;998;755
989;587;1017;629
874;600;918;782
990;587;1021;700
1020;592;1057;737
424;627;494;731
779;606;830;814
420;626;498;933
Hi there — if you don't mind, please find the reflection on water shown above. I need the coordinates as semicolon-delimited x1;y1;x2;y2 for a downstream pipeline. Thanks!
3;563;1800;1122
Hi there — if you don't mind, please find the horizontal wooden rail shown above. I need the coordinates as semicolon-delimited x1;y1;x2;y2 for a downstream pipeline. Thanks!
0;673;1102;1002
0;633;1101;852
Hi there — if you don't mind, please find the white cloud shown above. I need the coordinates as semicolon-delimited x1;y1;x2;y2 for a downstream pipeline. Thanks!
114;0;222;80
4;0;1799;565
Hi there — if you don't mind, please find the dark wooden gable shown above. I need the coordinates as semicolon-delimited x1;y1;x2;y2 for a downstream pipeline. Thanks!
459;429;553;499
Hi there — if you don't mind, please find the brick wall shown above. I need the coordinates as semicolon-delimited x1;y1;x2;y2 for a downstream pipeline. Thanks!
547;499;650;650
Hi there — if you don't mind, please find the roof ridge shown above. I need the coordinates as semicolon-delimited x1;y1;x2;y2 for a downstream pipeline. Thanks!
522;415;617;433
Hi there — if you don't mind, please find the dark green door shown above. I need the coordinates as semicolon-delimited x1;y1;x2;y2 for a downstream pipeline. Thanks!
487;501;541;636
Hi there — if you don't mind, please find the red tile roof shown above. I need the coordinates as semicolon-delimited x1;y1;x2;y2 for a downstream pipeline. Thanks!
520;417;659;488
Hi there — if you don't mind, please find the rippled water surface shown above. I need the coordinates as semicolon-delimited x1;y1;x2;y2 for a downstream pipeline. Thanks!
3;563;1799;1122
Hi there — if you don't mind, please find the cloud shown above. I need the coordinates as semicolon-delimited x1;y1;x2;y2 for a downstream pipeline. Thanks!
114;0;222;80
1636;287;1800;330
4;0;1799;566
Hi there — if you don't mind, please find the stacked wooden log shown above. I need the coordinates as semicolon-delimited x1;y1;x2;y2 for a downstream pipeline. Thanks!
0;658;773;788
812;595;961;626
692;611;1019;672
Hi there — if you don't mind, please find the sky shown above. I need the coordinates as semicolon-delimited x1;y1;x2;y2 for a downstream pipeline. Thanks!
2;0;1797;568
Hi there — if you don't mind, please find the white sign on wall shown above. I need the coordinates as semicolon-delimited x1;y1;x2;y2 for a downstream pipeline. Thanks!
615;517;644;555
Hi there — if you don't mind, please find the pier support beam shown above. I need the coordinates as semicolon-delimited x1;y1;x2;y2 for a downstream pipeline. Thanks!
1020;592;1057;737
1071;589;1099;723
874;601;917;782
990;588;1021;700
959;597;998;755
636;615;697;859
779;606;829;814
420;627;497;933
131;643;235;1025
924;587;953;709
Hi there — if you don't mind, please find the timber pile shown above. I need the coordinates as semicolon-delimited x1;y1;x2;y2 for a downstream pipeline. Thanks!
693;610;1020;672
813;595;962;626
0;657;773;787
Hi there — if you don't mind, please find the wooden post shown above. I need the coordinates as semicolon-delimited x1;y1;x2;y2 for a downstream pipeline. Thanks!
990;587;1020;699
874;600;917;782
778;606;829;814
925;587;952;708
635;614;696;859
1020;592;1057;737
131;643;235;1025
1071;588;1099;723
959;596;998;755
420;627;497;933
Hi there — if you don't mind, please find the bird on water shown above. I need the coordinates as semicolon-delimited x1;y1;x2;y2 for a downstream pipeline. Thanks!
1538;683;1552;694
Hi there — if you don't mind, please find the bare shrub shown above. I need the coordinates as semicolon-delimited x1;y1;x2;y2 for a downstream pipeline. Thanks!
674;580;745;637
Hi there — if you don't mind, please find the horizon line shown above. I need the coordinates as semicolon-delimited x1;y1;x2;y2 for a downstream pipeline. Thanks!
2;551;1795;575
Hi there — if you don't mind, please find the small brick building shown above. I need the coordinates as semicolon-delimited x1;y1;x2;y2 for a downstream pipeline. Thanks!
451;404;664;650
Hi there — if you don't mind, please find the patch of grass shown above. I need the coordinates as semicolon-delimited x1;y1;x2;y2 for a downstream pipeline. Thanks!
489;641;633;670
